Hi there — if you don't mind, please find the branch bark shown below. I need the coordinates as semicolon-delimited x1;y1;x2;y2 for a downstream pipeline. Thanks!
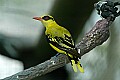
2;18;113;80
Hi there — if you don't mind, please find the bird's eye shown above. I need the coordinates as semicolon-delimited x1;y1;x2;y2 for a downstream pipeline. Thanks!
42;16;54;21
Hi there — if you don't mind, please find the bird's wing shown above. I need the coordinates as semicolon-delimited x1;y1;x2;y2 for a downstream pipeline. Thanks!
46;34;81;58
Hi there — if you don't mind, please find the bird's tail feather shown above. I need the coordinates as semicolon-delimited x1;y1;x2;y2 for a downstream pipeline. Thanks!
71;60;84;73
71;60;77;72
76;61;84;73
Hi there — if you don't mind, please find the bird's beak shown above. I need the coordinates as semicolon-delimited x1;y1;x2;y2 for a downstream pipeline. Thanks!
33;17;42;21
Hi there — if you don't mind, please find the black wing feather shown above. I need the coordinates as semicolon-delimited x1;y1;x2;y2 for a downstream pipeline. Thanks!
46;34;81;58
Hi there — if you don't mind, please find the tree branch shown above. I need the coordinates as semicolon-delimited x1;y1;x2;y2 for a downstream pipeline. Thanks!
2;17;113;80
76;18;112;56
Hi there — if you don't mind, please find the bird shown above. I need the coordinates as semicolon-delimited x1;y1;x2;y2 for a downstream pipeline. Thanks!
33;15;84;72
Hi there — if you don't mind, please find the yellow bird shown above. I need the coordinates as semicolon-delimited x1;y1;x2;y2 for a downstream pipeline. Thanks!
33;15;84;72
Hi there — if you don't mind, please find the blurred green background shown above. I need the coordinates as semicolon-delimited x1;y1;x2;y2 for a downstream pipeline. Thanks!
0;0;120;80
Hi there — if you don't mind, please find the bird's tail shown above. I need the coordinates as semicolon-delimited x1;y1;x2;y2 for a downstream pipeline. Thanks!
71;59;84;73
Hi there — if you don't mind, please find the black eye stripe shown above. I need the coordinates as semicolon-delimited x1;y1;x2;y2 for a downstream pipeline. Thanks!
42;16;54;21
42;16;50;20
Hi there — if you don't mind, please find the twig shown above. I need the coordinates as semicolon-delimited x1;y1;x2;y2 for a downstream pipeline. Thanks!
2;17;113;80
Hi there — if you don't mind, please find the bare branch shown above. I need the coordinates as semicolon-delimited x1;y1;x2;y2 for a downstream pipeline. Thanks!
76;18;112;56
2;17;113;80
3;53;69;80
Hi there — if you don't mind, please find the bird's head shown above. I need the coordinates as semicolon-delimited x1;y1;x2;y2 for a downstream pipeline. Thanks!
33;15;56;27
